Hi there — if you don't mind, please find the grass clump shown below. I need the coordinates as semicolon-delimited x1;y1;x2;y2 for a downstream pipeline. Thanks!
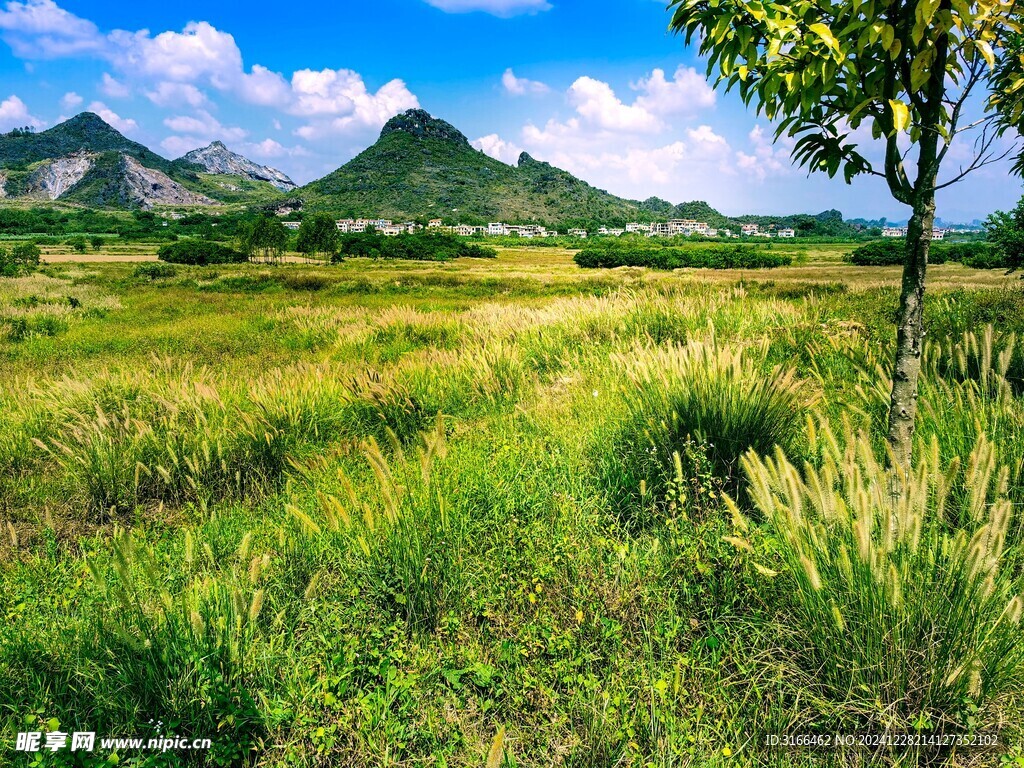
741;426;1024;736
606;340;805;519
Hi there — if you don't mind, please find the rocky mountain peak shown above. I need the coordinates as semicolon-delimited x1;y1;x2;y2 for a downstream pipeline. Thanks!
180;141;297;192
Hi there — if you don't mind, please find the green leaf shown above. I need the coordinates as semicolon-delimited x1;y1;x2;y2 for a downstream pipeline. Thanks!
808;22;839;52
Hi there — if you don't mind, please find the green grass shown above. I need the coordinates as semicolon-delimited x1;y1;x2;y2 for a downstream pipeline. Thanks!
1;248;1023;768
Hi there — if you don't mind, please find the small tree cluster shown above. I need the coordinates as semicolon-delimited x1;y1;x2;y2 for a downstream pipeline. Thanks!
0;242;41;277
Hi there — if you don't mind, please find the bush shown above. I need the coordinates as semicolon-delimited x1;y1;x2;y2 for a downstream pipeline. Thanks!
331;232;497;262
741;428;1024;734
847;239;904;265
607;341;805;517
849;238;1004;268
574;244;792;270
158;240;247;265
0;242;41;277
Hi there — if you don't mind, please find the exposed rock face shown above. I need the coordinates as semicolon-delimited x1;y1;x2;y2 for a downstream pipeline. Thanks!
120;155;216;209
25;153;95;199
379;109;470;146
181;141;297;192
0;171;6;199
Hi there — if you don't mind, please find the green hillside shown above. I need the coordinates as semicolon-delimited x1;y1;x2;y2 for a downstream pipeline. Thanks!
300;110;863;235
300;110;648;227
0;113;175;174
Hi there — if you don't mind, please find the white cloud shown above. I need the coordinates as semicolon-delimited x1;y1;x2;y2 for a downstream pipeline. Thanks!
502;68;548;96
0;2;420;143
472;133;524;164
736;124;793;181
163;109;247;142
145;82;209;109
87;101;136;133
240;138;309;159
568;76;662;133
633;66;716;115
0;0;103;57
0;93;43;130
421;0;551;17
100;72;130;98
293;75;418;138
60;91;82;110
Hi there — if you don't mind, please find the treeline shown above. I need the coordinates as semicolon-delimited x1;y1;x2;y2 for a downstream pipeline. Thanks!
0;207;254;241
847;240;1008;268
333;231;497;262
574;244;793;270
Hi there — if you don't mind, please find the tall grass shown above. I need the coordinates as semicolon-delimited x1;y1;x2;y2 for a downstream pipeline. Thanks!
290;420;465;633
740;425;1024;734
606;340;806;519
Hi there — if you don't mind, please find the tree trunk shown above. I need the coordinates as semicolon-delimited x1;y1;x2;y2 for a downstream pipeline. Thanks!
886;191;936;472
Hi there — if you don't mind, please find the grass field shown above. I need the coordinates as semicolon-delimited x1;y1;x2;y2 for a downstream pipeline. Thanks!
2;246;1024;767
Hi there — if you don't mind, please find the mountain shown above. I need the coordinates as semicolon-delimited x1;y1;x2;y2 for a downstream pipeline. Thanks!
299;109;647;226
0;112;174;174
299;109;862;235
178;141;297;192
0;113;286;209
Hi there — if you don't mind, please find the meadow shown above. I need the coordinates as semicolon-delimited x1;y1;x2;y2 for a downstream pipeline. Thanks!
1;244;1023;768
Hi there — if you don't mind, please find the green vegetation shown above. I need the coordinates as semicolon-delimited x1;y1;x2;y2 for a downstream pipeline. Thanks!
333;230;497;262
157;240;247;265
0;247;1022;767
575;243;793;269
0;242;40;276
295;213;340;264
848;239;1003;268
239;216;289;264
668;0;1024;470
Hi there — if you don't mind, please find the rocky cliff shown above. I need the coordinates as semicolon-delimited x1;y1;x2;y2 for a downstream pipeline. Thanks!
180;141;297;192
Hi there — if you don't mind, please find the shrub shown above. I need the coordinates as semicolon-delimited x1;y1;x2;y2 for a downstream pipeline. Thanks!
158;240;247;265
574;244;792;270
0;242;41;277
608;341;805;514
67;236;88;254
331;231;497;262
739;427;1024;734
847;239;904;265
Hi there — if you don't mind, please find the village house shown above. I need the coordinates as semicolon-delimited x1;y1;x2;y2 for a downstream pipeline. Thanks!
427;219;444;228
568;229;588;238
777;228;796;238
282;222;301;231
625;223;651;234
741;223;761;236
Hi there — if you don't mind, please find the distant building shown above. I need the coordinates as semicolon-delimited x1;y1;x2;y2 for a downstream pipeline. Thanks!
282;221;301;230
428;219;444;228
488;223;506;236
568;229;588;238
741;223;760;236
777;228;796;238
882;226;908;238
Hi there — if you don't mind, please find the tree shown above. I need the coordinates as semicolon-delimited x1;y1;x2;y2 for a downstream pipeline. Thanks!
239;216;288;264
669;0;1024;470
68;236;88;254
90;236;104;252
296;213;340;264
985;195;1024;271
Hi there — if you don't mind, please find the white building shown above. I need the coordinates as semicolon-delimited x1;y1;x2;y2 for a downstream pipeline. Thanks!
741;224;761;236
428;219;444;228
568;229;588;238
282;221;301;231
882;226;908;238
488;223;506;236
777;228;796;238
625;223;651;234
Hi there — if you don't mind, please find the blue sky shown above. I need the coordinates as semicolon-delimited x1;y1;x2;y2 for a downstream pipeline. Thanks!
0;0;1018;222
